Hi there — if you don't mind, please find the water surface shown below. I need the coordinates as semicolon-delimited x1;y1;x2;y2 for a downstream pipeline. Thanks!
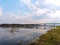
0;27;50;45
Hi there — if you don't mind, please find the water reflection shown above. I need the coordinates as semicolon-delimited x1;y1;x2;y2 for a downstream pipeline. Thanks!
9;27;20;34
0;27;50;45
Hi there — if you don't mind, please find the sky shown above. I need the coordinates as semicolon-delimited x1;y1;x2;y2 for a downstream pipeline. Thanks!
0;0;60;24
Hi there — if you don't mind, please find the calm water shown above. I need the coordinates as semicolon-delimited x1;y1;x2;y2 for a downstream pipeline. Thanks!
0;27;50;45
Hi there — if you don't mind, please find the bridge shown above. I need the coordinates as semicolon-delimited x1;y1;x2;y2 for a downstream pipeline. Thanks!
23;23;60;29
0;23;60;29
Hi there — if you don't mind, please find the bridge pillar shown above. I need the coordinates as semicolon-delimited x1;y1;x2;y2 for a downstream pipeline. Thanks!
53;23;56;29
44;24;46;29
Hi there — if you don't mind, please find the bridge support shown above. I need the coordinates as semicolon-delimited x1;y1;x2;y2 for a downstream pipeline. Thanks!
53;23;56;29
44;24;46;29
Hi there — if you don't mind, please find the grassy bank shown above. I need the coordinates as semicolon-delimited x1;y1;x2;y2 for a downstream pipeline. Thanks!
28;26;60;45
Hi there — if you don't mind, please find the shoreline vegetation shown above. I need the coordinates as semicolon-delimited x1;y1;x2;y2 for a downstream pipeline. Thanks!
28;26;60;45
0;24;37;28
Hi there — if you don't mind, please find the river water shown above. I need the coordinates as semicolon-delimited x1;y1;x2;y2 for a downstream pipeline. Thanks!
0;27;50;45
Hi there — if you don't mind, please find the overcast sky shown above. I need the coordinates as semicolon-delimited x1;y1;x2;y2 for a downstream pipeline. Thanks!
0;0;60;24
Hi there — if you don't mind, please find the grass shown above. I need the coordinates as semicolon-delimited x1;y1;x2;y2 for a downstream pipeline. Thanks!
28;26;60;45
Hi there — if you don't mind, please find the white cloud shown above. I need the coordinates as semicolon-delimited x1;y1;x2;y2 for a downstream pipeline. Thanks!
19;0;60;23
46;10;60;18
45;0;60;6
0;0;60;24
20;0;37;10
0;11;53;24
32;8;48;16
2;9;59;24
20;0;47;16
0;12;33;24
24;18;54;24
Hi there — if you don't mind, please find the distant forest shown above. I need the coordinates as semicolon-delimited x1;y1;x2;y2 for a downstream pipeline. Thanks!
0;24;39;28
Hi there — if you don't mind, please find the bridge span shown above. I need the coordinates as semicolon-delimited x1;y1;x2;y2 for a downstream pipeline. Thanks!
32;23;60;29
0;23;60;29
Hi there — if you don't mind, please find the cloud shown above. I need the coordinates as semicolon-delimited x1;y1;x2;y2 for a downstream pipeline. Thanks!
24;18;54;24
0;0;60;24
1;9;59;24
0;11;53;24
45;0;60;6
0;12;33;24
3;0;58;24
9;0;60;23
32;8;48;16
46;10;60;18
20;0;37;10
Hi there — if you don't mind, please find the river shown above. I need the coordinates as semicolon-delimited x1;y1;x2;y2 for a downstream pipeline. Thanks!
0;27;51;45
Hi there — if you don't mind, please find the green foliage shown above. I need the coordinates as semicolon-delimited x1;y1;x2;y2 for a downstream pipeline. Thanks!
28;26;60;45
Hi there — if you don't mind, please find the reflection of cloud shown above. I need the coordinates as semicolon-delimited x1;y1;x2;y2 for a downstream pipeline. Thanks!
0;28;49;42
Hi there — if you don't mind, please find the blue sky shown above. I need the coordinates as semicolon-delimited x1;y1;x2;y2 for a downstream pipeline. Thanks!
0;0;60;24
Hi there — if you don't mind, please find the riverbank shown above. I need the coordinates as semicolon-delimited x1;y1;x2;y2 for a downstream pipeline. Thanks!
28;26;60;45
